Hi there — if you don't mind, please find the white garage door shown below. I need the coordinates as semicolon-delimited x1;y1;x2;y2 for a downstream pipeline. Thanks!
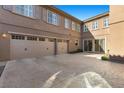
57;40;68;54
10;34;55;59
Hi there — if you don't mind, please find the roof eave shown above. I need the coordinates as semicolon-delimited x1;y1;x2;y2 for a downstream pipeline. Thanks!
41;5;82;23
83;12;109;23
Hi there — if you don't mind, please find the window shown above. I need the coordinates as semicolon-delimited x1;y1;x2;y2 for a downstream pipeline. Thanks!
47;10;59;25
15;5;33;17
103;18;109;28
11;34;25;40
63;40;67;43
83;25;89;32
65;18;70;29
57;39;62;42
48;10;52;24
27;36;37;41
39;37;45;41
72;21;76;30
52;13;58;25
92;21;98;30
76;24;80;32
48;38;55;42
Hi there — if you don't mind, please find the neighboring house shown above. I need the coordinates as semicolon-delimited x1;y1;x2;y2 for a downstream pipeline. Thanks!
0;5;124;61
0;5;81;60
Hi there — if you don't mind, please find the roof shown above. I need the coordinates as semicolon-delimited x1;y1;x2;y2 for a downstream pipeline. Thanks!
42;5;82;23
83;12;109;22
42;5;109;23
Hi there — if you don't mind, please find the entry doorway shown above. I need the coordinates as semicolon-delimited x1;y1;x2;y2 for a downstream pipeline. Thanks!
83;39;105;53
95;39;105;52
84;40;93;52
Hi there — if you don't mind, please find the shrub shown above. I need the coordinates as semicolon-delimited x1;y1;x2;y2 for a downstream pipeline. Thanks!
101;55;109;61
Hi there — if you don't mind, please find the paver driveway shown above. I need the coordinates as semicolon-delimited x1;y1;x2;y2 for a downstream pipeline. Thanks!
0;53;124;88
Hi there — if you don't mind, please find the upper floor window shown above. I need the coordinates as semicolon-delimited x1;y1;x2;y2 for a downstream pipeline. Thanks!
83;25;89;32
103;18;109;28
72;21;76;31
92;21;98;30
15;5;33;17
65;18;70;29
47;10;59;25
76;24;80;32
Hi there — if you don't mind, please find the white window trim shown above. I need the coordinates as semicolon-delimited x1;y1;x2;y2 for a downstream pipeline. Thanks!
103;18;109;28
13;5;34;18
65;18;70;29
47;10;53;24
83;25;88;32
76;24;80;32
72;21;76;31
92;20;98;30
47;10;59;26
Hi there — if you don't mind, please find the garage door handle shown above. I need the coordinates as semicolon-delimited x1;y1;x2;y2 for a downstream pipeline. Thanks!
24;48;27;51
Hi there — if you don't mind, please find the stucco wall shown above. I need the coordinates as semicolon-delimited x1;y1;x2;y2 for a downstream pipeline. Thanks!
82;15;110;53
109;5;124;56
0;5;81;60
0;33;10;61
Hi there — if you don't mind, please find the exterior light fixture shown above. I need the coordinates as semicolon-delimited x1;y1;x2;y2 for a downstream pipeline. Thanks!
2;33;7;38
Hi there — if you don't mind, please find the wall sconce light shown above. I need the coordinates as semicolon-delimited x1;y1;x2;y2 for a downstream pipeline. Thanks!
2;33;7;38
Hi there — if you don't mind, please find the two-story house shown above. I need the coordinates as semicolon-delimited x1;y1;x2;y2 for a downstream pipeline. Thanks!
0;5;124;62
0;5;81;60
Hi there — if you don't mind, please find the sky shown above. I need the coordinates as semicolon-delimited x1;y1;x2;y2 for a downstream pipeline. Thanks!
55;5;109;20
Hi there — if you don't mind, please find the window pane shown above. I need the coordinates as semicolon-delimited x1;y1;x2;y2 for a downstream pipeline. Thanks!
15;5;33;17
104;18;109;28
48;10;52;24
65;18;70;29
92;21;98;30
47;10;59;25
72;21;75;30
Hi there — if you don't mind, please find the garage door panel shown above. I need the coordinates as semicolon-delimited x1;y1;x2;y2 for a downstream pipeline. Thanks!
44;42;54;55
57;41;67;54
10;39;29;59
10;36;55;59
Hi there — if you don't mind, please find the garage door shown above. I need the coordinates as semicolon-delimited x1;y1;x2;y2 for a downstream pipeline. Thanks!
57;39;68;54
10;34;55;59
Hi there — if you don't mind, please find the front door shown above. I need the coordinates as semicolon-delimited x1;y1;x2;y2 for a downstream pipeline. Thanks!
95;39;105;52
84;40;93;52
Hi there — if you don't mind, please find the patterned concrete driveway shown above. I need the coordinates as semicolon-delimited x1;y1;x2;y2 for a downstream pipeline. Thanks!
0;53;124;88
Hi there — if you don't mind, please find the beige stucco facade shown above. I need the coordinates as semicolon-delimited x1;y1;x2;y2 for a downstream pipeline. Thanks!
82;5;124;61
108;5;124;61
82;13;110;53
0;5;81;61
0;5;124;61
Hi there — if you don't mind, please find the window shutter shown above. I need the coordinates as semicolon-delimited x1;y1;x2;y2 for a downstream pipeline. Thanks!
59;15;62;26
3;5;13;11
42;8;47;22
34;6;41;19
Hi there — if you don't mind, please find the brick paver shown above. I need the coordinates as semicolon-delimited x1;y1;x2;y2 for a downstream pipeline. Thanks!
0;53;124;88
